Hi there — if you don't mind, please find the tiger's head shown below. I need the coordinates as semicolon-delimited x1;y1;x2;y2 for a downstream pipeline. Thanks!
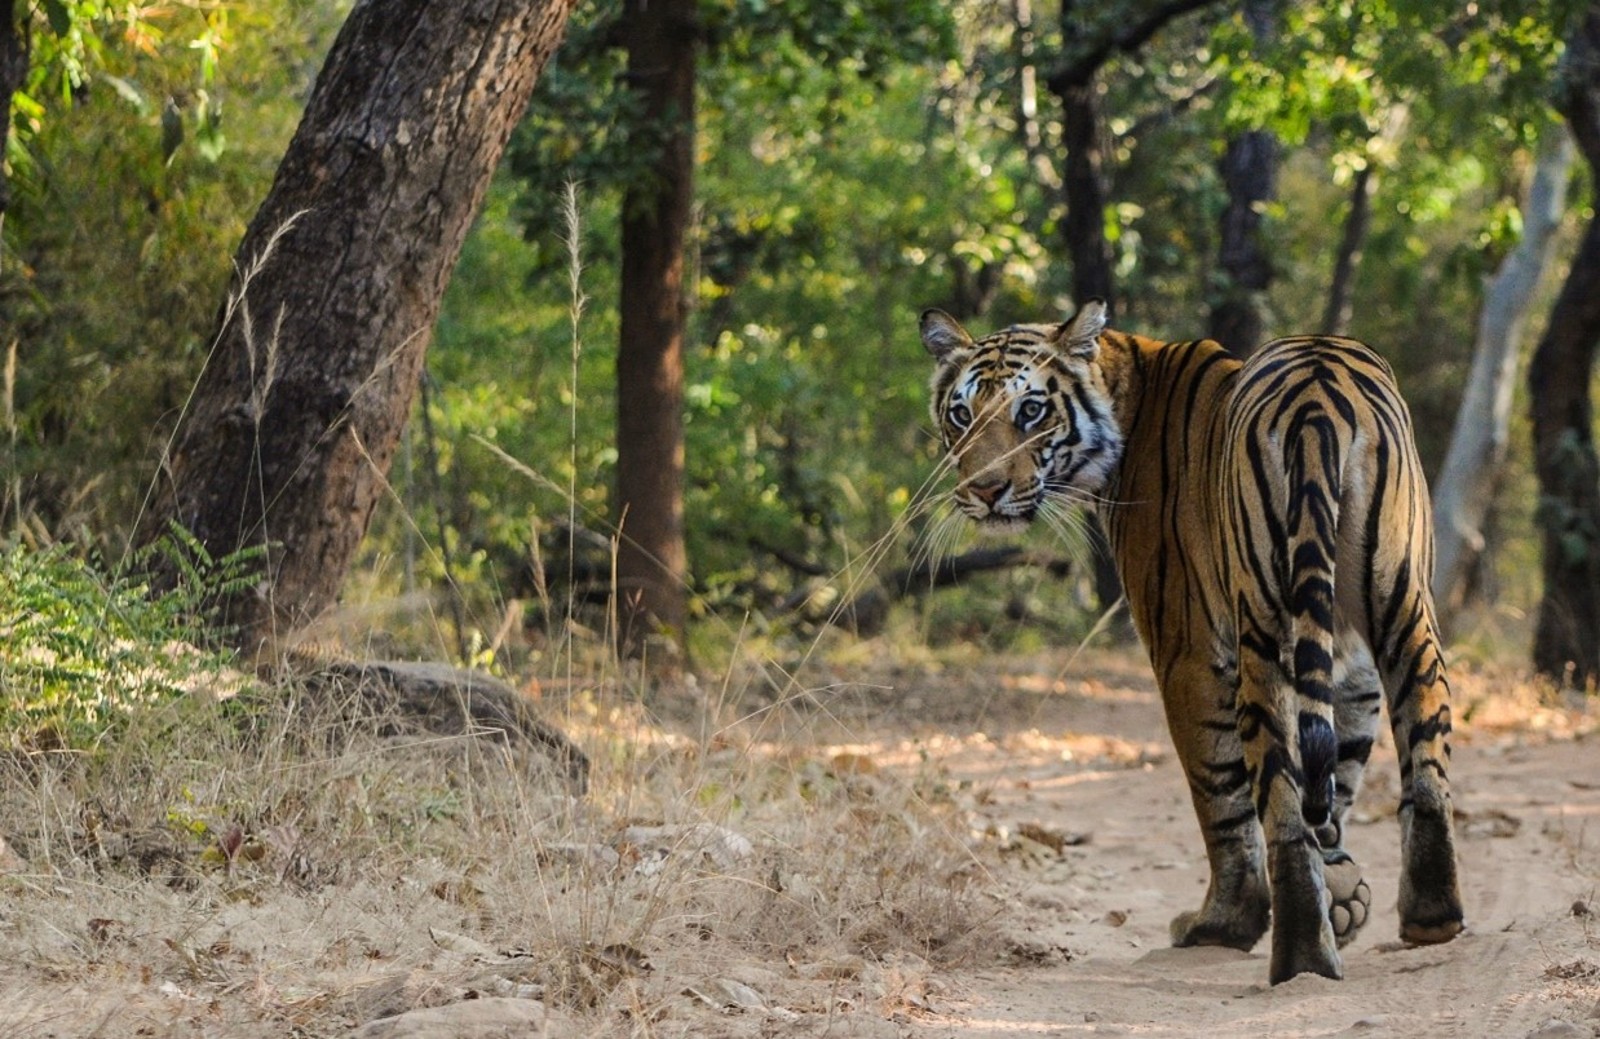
921;300;1122;533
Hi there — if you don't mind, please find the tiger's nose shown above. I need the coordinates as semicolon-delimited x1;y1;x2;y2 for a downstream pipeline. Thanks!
966;477;1009;507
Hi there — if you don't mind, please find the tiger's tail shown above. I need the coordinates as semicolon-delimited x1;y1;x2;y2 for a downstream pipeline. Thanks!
1285;404;1342;833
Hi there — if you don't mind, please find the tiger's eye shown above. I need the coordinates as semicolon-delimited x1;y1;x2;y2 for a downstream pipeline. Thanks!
949;403;972;428
1017;399;1048;426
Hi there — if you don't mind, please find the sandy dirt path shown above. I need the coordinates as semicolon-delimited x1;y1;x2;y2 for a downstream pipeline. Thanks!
2;648;1596;1039
900;651;1600;1039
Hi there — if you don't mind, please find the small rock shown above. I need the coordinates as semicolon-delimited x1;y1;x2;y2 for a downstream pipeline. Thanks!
684;977;766;1010
1524;1020;1590;1039
1573;899;1593;918
617;823;754;872
354;997;546;1039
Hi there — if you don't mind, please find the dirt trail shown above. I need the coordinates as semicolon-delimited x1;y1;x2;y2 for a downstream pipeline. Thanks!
903;651;1600;1039
2;648;1597;1039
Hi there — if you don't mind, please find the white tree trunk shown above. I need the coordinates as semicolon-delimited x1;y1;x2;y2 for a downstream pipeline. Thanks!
1432;128;1575;611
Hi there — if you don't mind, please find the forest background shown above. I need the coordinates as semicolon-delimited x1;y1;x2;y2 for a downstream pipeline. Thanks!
8;2;1600;1035
1;0;1595;693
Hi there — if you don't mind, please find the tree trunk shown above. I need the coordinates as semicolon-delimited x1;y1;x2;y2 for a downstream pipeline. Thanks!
1050;0;1228;626
1060;79;1116;315
0;0;26;219
1320;164;1375;336
138;0;577;655
1010;0;1060;192
615;0;696;660
1433;130;1573;618
1051;47;1123;626
1208;0;1278;355
1531;4;1600;685
1051;1;1115;318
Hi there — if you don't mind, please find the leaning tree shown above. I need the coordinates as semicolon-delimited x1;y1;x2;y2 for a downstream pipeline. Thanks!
138;0;578;655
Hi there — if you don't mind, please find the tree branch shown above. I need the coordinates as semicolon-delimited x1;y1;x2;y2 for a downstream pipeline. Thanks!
1048;0;1224;91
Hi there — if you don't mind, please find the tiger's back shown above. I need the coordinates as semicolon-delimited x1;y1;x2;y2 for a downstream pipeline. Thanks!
920;302;1464;985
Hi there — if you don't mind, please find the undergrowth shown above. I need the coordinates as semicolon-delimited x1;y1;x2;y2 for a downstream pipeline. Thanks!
0;528;259;747
0;635;999;1036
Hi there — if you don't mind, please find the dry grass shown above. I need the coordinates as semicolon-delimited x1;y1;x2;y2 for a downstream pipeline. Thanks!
0;648;1003;1037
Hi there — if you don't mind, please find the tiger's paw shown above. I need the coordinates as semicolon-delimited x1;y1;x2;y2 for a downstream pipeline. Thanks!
1321;850;1371;949
1399;804;1465;945
1170;895;1270;953
1269;843;1343;984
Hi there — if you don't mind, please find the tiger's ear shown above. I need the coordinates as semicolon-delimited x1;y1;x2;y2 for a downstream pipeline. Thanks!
1056;298;1108;359
920;308;973;361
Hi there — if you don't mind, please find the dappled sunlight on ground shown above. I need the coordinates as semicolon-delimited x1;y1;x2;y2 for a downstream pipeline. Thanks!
3;646;1599;1037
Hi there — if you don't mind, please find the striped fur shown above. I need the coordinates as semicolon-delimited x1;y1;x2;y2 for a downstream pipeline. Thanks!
921;301;1464;984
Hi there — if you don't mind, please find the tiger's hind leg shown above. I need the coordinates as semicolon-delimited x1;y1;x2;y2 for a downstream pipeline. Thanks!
1319;631;1382;947
1234;647;1342;984
1372;597;1465;944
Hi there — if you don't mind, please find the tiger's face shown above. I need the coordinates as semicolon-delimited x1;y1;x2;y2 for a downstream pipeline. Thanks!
922;300;1121;533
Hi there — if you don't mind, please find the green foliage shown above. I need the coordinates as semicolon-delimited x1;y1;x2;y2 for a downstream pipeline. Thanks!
2;0;1587;661
2;0;347;540
10;2;242;178
0;528;260;747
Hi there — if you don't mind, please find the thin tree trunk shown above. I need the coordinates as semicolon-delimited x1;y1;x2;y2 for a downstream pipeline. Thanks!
0;0;25;220
1011;0;1060;191
1051;1;1116;318
1322;107;1409;335
139;0;577;655
1060;79;1116;315
1209;0;1278;355
1049;0;1226;624
616;0;695;660
1531;5;1600;686
1050;3;1123;623
1432;130;1573;617
1320;164;1375;335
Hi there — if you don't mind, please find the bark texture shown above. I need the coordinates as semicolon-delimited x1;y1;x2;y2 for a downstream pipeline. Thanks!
615;0;696;658
1432;131;1572;616
140;0;577;653
1531;6;1600;685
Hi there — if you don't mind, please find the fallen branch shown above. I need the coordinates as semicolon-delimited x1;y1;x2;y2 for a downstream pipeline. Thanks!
829;547;1074;637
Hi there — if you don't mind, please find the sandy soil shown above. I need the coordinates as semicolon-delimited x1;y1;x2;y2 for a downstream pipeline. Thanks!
3;646;1598;1038
870;649;1600;1039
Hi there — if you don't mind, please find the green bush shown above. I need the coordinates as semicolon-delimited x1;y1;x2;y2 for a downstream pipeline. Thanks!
0;529;258;747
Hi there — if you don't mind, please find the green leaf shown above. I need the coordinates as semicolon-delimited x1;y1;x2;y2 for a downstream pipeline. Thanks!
42;0;73;37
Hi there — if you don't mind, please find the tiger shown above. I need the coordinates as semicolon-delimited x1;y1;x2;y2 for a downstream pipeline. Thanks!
919;299;1464;984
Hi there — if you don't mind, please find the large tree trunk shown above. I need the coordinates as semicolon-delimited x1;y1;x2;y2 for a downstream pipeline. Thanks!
138;0;577;655
1433;130;1573;618
1208;0;1278;355
1531;6;1600;686
615;0;696;660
